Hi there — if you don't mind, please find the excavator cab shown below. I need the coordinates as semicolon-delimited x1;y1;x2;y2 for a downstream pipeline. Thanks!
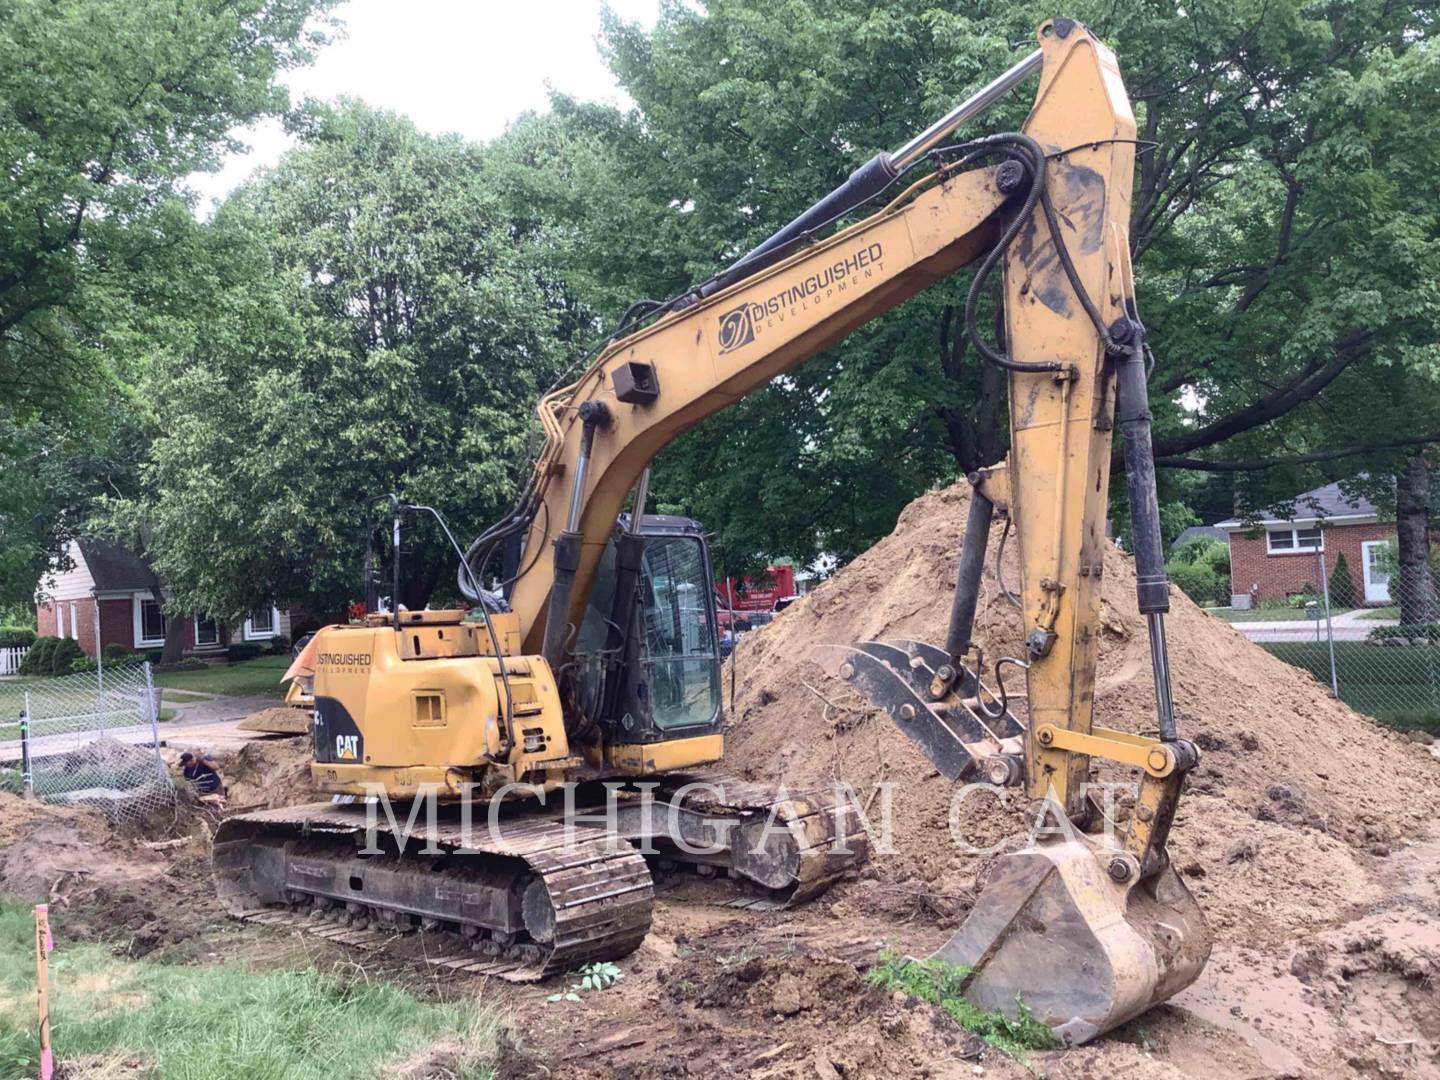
571;515;724;745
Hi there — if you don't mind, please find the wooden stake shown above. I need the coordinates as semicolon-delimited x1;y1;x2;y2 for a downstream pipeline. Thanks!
34;904;53;1080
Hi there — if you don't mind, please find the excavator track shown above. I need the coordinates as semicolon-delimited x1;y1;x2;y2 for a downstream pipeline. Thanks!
213;773;867;978
213;803;653;981
644;771;869;909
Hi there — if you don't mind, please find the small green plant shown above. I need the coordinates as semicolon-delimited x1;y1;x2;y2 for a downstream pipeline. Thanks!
866;953;1054;1060
1328;554;1356;608
546;961;625;1003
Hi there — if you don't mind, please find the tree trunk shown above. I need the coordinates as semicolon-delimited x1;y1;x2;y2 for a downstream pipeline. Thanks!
1394;452;1435;625
159;609;188;665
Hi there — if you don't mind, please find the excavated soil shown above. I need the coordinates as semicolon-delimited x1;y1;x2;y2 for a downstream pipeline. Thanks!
5;479;1440;1077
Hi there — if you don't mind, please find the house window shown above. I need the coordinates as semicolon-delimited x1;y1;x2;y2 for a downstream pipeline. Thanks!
69;603;78;641
1266;527;1324;554
244;606;280;640
135;596;167;646
194;616;219;647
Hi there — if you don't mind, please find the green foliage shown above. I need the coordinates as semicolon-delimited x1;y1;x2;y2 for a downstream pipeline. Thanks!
1165;538;1231;607
17;636;58;675
102;642;136;664
546;961;625;1003
0;0;336;607
71;655;98;673
117;101;572;617
48;637;83;675
0;627;36;648
0;900;504;1079
1328;554;1357;609
1365;623;1440;645
0;605;35;629
866;953;1053;1059
225;643;265;663
515;0;1440;571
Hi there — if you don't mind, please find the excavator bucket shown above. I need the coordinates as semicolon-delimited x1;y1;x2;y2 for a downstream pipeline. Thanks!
930;835;1209;1045
822;639;1211;1045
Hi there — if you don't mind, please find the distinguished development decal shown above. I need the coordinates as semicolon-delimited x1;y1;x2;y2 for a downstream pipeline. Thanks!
717;241;886;355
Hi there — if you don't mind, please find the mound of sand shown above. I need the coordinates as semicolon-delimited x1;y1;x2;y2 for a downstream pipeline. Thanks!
219;738;317;810
722;480;1440;946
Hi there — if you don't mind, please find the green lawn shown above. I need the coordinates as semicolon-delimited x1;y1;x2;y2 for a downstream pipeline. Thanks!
0;902;503;1080
1359;605;1400;620
1260;641;1440;732
150;655;290;698
160;688;212;703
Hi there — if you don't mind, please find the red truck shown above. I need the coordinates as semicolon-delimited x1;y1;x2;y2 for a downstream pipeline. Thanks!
716;564;797;613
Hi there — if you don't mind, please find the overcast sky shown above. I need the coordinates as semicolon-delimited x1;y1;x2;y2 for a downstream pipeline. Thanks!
189;0;660;209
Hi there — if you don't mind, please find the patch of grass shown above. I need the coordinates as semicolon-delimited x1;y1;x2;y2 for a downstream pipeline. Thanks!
0;901;504;1080
866;953;1053;1060
160;689;211;704
1359;605;1400;621
150;655;289;698
1260;641;1440;733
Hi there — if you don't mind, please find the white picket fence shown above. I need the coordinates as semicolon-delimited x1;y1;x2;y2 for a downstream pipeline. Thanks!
0;646;28;676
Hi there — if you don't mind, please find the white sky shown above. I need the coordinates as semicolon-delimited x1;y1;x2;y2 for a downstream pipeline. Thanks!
189;0;660;210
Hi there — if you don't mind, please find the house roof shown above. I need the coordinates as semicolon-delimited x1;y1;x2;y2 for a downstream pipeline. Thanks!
1171;525;1228;549
1215;480;1380;530
77;538;157;592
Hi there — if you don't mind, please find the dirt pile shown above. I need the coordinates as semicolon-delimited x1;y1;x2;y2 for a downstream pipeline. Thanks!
723;479;1440;946
0;792;220;954
219;737;317;810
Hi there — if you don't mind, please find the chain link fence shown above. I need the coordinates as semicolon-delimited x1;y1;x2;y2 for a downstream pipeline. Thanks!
1251;548;1440;732
0;662;176;823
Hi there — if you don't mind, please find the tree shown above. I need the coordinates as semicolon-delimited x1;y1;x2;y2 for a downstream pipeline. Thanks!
119;103;571;619
1328;553;1356;610
507;1;1440;572
1394;453;1437;624
0;0;334;599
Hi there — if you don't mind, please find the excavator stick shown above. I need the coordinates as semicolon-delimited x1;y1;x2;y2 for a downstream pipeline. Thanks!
827;19;1210;1045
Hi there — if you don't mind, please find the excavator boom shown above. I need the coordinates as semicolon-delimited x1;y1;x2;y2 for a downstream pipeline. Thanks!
480;17;1208;1041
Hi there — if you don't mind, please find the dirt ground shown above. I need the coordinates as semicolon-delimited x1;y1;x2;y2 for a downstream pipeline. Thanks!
3;479;1439;1078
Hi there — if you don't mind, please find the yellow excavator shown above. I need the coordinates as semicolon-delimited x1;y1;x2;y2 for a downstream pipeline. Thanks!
214;19;1209;1044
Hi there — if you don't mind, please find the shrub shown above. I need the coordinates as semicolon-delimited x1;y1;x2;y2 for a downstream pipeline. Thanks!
18;637;60;675
268;634;291;654
0;626;37;648
1366;623;1440;645
226;643;264;662
71;656;98;673
1165;538;1231;607
1328;554;1356;608
102;642;136;664
49;637;83;675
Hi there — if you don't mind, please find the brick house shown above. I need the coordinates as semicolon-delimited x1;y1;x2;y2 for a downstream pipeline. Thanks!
1216;481;1394;608
35;538;294;657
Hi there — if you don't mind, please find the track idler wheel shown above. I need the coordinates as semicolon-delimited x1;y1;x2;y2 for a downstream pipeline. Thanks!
931;835;1210;1045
